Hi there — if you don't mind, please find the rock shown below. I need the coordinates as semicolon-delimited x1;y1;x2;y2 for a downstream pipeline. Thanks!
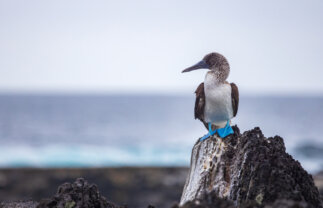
180;126;323;207
178;191;313;208
177;191;235;208
37;178;122;208
0;200;39;208
178;191;309;208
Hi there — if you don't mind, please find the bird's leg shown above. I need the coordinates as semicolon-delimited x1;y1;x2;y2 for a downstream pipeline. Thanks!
199;124;213;142
208;123;217;136
208;123;212;135
200;122;218;141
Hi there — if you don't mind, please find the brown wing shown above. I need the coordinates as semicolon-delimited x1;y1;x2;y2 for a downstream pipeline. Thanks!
194;83;208;130
230;82;239;117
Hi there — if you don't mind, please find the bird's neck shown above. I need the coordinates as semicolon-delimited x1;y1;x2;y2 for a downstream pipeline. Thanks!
204;71;227;87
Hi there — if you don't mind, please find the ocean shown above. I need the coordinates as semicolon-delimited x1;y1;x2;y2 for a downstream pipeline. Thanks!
0;94;322;173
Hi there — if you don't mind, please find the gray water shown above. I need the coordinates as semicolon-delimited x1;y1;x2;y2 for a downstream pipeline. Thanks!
0;94;322;173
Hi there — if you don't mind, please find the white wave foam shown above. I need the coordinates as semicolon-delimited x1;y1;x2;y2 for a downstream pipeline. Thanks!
0;144;190;167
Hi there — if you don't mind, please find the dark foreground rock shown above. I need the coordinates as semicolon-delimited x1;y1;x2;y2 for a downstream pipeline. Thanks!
180;126;322;207
37;178;121;208
0;200;38;208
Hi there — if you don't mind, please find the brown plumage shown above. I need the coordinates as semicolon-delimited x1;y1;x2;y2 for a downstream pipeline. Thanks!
194;82;207;129
230;82;239;117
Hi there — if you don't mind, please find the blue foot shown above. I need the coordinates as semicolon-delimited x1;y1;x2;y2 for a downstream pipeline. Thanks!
217;121;234;138
199;121;234;141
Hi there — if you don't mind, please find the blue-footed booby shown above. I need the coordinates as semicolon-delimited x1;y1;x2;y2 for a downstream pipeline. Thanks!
182;52;239;140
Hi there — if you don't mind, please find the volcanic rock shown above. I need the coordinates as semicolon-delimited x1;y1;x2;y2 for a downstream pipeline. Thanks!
180;126;322;207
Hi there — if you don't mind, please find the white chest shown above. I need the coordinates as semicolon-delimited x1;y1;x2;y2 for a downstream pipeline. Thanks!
204;76;233;125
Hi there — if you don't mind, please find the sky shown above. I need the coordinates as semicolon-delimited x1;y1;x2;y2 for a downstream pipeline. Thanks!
0;0;322;95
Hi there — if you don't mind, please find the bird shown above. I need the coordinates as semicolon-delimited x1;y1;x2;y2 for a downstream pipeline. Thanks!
182;52;239;140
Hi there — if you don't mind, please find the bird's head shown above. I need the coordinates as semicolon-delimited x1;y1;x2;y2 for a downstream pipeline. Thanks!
182;52;230;75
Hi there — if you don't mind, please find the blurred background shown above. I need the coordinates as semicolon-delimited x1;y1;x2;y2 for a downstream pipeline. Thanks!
0;0;322;207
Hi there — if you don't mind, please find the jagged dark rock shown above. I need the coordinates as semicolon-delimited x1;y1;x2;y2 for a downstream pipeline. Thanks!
180;126;322;208
37;178;122;208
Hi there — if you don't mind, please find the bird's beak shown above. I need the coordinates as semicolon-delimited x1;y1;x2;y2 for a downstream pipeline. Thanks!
182;60;209;73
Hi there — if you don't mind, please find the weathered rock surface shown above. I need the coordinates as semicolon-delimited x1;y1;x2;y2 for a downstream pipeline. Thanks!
180;126;322;207
0;200;38;208
178;191;315;208
37;178;121;208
